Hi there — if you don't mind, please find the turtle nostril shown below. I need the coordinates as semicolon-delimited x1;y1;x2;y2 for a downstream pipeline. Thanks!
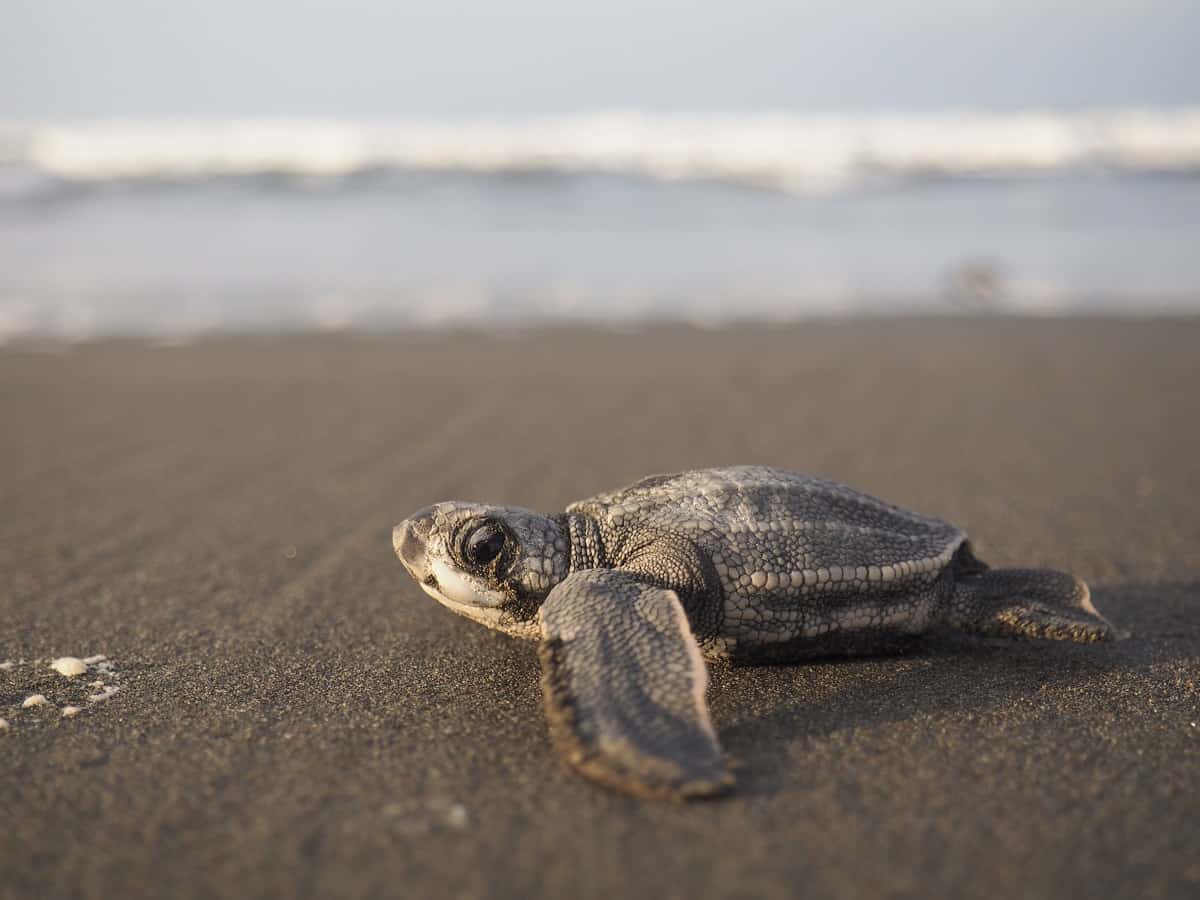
394;517;432;577
405;506;436;538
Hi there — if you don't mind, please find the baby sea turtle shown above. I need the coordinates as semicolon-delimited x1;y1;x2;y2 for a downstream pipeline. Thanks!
393;466;1112;799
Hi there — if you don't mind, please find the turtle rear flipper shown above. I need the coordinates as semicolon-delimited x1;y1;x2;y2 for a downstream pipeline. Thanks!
950;568;1115;643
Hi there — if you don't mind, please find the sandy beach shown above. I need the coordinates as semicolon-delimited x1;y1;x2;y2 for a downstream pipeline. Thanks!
2;318;1198;900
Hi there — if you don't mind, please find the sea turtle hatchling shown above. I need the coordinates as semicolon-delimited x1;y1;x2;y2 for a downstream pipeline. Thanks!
392;466;1113;799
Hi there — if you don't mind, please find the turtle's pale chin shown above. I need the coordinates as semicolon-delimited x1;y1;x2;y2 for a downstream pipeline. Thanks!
418;574;512;631
430;558;506;609
420;581;489;615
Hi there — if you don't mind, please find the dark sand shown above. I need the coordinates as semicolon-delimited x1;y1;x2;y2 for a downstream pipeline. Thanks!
2;319;1198;900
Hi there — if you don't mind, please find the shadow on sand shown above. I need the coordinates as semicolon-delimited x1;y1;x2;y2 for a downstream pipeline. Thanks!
711;581;1200;797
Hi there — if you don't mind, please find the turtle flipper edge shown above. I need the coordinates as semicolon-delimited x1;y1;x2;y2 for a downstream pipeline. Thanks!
950;568;1115;642
538;569;733;800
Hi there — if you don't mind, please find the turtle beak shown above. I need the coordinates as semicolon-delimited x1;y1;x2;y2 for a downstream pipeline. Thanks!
394;507;436;583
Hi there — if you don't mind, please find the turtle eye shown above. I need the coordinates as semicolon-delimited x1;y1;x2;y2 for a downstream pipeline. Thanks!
463;522;506;567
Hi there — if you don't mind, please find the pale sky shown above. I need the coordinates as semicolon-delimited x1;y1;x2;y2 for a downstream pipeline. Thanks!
2;1;1198;117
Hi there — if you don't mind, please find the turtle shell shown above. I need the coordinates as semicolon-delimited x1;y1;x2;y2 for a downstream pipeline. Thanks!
568;465;967;601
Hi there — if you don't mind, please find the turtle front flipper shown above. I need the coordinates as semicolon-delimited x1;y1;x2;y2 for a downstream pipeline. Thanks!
950;568;1115;642
538;569;732;800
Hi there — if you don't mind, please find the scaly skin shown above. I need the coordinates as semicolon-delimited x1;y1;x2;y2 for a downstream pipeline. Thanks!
566;466;970;662
392;465;1114;800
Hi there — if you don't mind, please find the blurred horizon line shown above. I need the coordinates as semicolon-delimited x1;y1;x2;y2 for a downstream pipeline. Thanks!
5;291;1200;348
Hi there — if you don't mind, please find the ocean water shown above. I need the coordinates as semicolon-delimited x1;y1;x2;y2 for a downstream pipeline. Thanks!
2;111;1199;340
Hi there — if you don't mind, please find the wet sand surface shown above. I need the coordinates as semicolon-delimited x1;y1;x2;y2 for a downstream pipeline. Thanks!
2;319;1198;900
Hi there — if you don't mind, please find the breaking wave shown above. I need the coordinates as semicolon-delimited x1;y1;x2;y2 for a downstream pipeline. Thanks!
3;109;1200;196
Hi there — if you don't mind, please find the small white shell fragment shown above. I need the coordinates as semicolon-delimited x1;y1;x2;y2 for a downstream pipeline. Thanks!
88;685;121;703
22;694;49;708
61;706;82;718
445;804;469;829
82;655;107;665
0;660;14;671
0;718;9;730
51;657;88;677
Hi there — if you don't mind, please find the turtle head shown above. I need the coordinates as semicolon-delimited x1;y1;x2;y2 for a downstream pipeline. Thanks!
393;502;569;633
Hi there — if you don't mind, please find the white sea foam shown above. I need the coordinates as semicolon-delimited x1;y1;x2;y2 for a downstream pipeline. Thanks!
3;109;1200;193
2;110;1198;342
